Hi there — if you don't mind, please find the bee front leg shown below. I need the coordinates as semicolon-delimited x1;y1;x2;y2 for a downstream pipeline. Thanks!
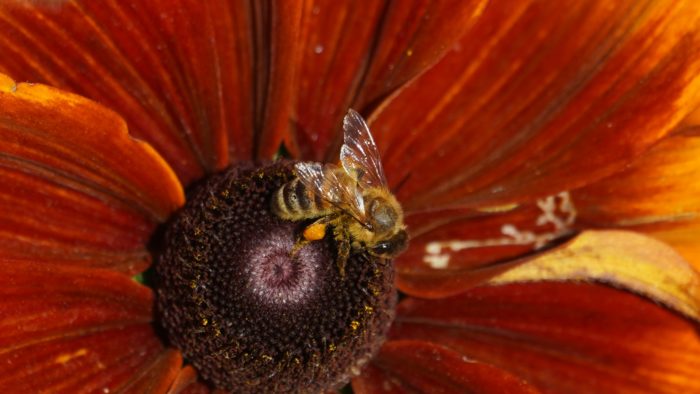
333;225;351;278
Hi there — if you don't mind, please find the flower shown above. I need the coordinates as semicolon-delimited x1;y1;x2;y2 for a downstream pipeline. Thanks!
1;0;700;393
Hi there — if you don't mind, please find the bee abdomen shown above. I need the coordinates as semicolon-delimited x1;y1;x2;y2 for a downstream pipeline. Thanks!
272;178;326;220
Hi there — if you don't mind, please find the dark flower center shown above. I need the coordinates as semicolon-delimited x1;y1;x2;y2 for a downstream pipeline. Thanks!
155;161;396;393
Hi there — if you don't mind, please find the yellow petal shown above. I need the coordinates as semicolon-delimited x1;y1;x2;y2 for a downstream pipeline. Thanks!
488;230;700;322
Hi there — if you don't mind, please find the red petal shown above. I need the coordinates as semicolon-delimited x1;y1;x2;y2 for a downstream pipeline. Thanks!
398;195;576;298
391;282;700;393
179;384;211;394
0;327;175;393
356;0;488;109
403;204;556;267
121;349;182;394
0;1;257;184
394;253;526;301
167;366;211;394
370;0;700;212
0;259;176;392
352;340;539;394
292;0;386;160
254;1;306;159
0;260;151;356
292;0;487;160
0;75;183;273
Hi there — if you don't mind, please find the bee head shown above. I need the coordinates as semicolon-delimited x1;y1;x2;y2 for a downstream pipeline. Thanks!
369;229;409;258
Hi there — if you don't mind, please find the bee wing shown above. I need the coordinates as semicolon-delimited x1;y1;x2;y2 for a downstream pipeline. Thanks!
340;109;388;189
294;161;368;223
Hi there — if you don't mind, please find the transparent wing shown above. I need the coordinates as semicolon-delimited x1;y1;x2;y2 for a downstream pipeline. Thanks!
294;161;368;224
340;109;388;189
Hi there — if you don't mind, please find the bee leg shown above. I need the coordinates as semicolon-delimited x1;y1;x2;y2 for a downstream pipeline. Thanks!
333;225;351;278
289;237;312;258
290;216;333;258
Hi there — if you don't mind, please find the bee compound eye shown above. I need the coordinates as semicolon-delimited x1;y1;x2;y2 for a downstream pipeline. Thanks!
371;230;409;257
372;242;391;255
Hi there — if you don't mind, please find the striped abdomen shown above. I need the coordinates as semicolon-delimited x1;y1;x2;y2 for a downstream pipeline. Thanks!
272;177;331;221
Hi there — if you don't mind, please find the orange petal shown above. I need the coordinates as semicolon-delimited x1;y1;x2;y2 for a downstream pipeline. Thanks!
0;259;174;392
681;102;700;127
0;74;183;273
651;222;700;272
370;0;700;212
573;134;700;227
291;0;487;160
571;133;700;268
0;1;257;184
352;340;539;394
167;366;211;394
391;282;700;393
488;230;700;322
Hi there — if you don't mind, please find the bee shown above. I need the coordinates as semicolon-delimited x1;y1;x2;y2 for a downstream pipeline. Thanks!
272;109;408;275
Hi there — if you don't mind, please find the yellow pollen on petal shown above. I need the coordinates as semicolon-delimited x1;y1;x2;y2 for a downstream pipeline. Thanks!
54;348;88;364
350;321;360;330
477;203;519;213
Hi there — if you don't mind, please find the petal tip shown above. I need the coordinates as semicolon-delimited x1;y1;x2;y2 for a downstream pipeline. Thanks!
0;73;17;93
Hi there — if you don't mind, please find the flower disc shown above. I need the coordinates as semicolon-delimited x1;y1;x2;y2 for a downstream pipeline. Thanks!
156;162;396;392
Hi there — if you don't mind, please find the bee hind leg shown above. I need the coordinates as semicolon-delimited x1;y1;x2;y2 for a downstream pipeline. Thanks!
290;216;332;258
289;237;312;259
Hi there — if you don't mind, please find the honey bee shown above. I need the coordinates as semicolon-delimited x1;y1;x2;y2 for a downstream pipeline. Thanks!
272;109;408;275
